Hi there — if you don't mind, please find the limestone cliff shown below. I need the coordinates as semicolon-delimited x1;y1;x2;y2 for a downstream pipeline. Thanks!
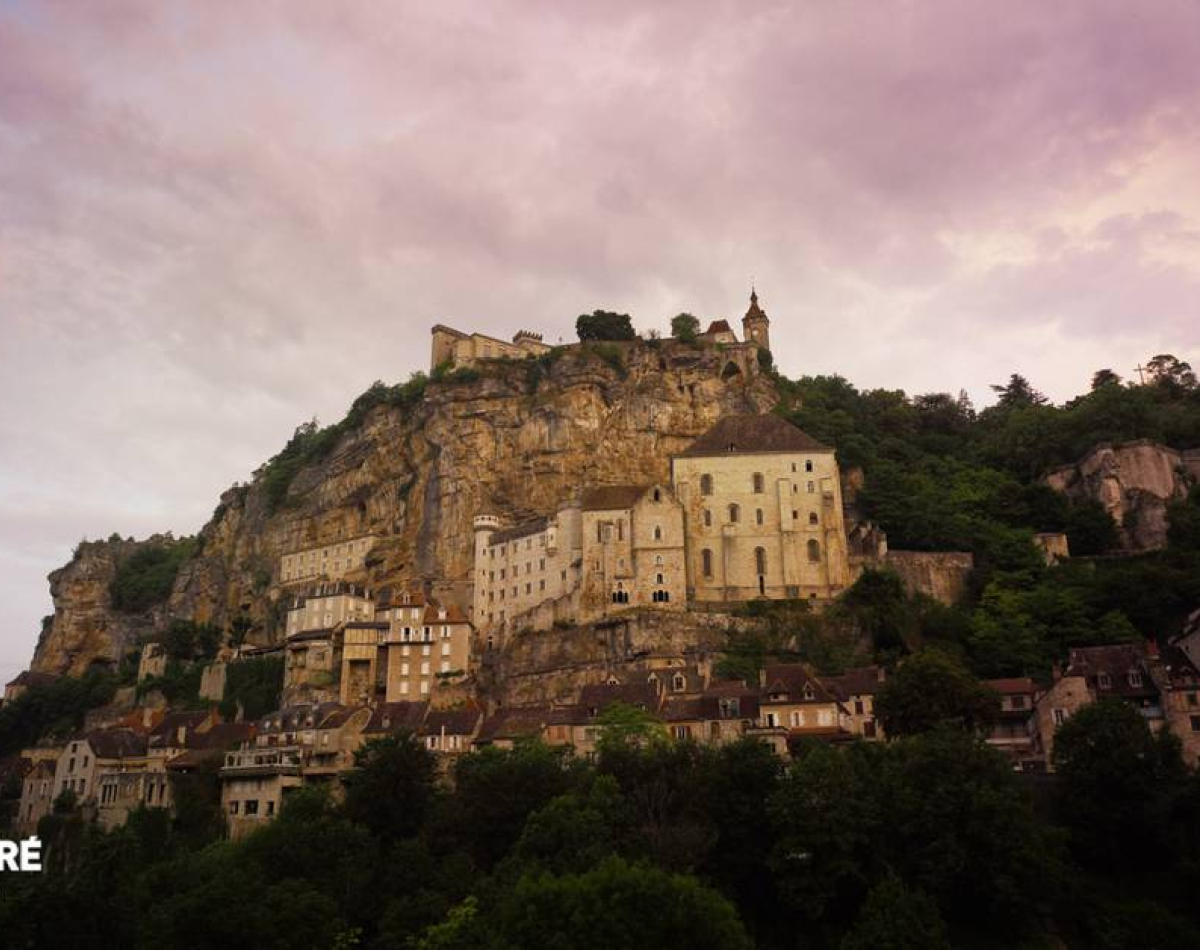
34;537;164;676
1044;440;1200;551
31;340;776;673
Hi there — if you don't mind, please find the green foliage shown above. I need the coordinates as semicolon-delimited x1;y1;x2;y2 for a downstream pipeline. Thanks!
874;650;999;737
137;658;204;708
840;873;950;950
575;309;636;341
593;700;666;754
218;655;283;721
0;668;118;758
670;312;700;341
477;856;753;950
162;619;221;661
584;342;627;377
1052;698;1188;867
109;537;198;613
343;732;439;843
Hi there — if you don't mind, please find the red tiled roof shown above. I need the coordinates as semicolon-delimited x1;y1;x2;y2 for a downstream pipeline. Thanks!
984;677;1038;695
824;666;884;700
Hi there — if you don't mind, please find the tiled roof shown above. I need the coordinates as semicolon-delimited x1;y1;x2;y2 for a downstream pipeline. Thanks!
86;727;148;759
705;320;733;334
365;701;429;734
676;414;831;458
422;706;483;737
579;682;661;714
1066;644;1159;699
287;628;336;642
581;485;650;511
984;677;1038;695
488;517;550;546
762;664;839;705
477;706;548;741
824;666;885;701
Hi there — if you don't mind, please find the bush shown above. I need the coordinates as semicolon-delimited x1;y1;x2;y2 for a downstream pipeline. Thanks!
576;310;636;341
109;537;198;613
219;655;284;721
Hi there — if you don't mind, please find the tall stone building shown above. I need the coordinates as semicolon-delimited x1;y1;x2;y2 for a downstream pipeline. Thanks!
671;414;851;602
577;485;687;622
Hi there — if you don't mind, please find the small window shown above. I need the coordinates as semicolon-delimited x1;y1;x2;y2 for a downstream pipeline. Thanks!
752;472;765;494
701;549;713;578
1053;708;1066;726
728;504;740;524
653;488;661;502
1128;670;1143;688
805;460;813;472
672;673;687;692
703;509;712;527
700;474;713;496
755;547;767;575
808;512;819;526
807;539;821;562
755;508;764;525
653;525;663;541
1098;672;1112;689
807;481;815;493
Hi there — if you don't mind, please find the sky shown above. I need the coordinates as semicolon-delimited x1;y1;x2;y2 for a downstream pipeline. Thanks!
2;1;1199;682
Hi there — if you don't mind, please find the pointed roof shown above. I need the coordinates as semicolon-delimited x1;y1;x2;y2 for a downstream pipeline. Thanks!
676;413;831;458
744;288;768;322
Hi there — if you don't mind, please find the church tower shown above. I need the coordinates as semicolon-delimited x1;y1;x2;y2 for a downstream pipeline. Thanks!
741;288;771;352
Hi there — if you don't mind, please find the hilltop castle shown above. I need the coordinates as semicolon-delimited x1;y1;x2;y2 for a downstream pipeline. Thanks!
431;290;772;372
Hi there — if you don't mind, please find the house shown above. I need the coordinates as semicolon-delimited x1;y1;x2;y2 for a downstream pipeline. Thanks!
661;683;761;744
1034;643;1164;768
823;666;885;740
279;537;377;585
430;324;551;372
16;759;55;835
475;706;550;750
379;595;473;704
983;677;1041;767
754;663;852;755
362;701;430;740
54;728;148;804
421;706;484;755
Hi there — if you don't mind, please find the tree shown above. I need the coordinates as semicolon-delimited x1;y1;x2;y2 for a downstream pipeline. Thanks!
1091;368;1123;390
594;700;666;755
576;310;636;341
841;873;950;950
479;857;753;950
1168;486;1200;552
1052;698;1187;866
837;569;912;659
989;373;1047;410
1064;497;1120;556
343;732;438;842
1145;353;1197;391
670;313;700;341
874;650;999;737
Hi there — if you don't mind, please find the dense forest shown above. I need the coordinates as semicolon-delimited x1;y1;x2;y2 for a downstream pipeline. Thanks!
3;349;1199;948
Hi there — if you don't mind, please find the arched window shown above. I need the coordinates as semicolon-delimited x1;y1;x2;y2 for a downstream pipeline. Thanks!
752;472;765;493
807;539;821;562
755;508;764;525
703;509;712;527
655;554;663;565
656;573;664;585
700;474;713;496
653;525;662;541
653;487;661;502
809;512;819;526
755;547;767;575
728;504;740;524
701;549;713;578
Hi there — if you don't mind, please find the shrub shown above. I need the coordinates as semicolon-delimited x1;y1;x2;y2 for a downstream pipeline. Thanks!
109;537;198;613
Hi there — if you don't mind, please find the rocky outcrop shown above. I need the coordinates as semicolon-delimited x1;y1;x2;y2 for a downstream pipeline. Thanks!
1044;440;1200;551
30;340;777;672
33;537;166;676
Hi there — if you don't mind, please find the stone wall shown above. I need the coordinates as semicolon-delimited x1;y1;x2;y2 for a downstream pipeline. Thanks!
879;550;974;605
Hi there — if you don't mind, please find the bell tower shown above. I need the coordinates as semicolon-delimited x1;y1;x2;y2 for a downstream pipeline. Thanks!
741;287;771;352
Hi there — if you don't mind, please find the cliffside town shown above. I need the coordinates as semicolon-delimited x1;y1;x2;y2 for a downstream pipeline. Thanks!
4;296;1199;846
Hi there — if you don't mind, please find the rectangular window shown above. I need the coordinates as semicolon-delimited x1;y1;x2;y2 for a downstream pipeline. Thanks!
244;800;259;816
229;801;239;815
1191;715;1200;733
1053;708;1066;726
421;662;431;675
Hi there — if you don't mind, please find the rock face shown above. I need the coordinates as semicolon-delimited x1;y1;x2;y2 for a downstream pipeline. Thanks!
1044;440;1200;551
33;538;163;676
30;340;777;672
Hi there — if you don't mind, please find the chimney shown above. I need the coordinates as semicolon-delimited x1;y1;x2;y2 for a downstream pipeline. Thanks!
1145;639;1161;659
1051;662;1062;682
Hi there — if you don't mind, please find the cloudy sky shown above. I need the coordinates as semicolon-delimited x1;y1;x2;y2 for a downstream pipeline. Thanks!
2;1;1199;681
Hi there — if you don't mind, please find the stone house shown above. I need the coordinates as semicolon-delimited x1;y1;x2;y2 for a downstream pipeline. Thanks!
16;759;55;835
430;324;551;372
284;628;339;703
754;664;851;754
362;701;430;741
824;666;885;740
476;706;551;750
54;728;148;804
279;536;377;585
221;744;303;840
421;706;484;756
671;414;852;603
983;677;1041;767
285;582;374;636
661;684;761;744
380;596;472;704
472;507;583;638
578;484;687;621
